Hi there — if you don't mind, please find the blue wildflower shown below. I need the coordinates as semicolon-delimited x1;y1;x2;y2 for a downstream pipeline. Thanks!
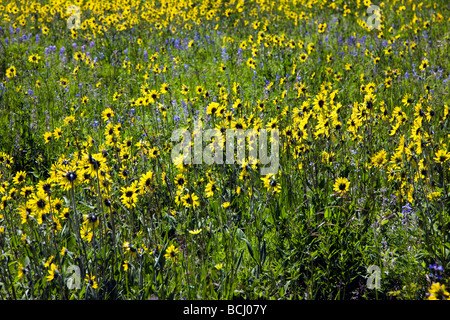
402;203;412;214
221;47;228;61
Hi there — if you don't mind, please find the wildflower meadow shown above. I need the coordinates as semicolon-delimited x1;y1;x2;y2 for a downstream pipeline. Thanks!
0;0;449;301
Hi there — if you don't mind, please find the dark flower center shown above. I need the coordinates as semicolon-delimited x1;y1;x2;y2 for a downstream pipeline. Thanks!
66;172;77;182
37;199;46;209
43;183;51;193
89;155;99;170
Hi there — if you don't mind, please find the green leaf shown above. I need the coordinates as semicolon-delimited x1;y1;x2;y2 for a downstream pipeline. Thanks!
309;206;314;219
236;228;246;241
325;207;331;219
243;238;255;261
260;239;267;266
235;250;244;271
